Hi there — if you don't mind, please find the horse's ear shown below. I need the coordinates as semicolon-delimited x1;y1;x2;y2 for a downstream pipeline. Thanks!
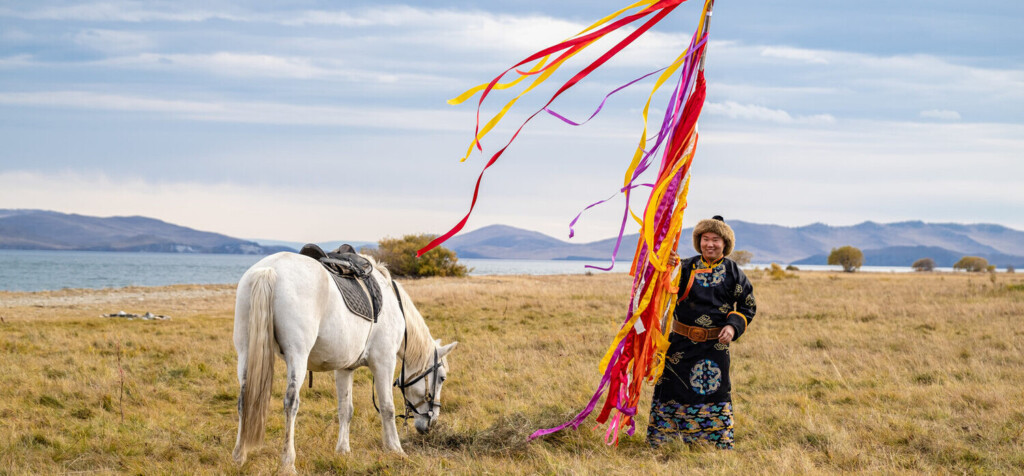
438;341;458;358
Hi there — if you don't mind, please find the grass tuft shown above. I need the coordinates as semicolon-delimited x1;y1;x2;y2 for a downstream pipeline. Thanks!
37;395;64;409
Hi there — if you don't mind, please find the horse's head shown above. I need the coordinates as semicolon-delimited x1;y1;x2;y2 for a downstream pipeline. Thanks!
396;340;457;434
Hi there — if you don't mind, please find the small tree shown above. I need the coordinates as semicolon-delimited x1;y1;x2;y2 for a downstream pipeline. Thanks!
731;250;753;266
828;246;864;273
911;258;935;272
1008;266;1016;274
368;234;468;278
953;256;988;273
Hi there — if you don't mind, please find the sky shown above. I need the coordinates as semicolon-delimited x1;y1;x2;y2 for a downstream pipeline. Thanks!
1;0;1022;244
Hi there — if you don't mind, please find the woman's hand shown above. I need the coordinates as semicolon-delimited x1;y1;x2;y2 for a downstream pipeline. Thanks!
668;251;680;268
718;325;735;344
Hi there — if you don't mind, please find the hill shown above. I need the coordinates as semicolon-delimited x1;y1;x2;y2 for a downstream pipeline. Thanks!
447;221;1024;267
0;209;292;254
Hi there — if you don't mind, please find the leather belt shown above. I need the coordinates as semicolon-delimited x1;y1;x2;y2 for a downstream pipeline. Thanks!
672;320;722;342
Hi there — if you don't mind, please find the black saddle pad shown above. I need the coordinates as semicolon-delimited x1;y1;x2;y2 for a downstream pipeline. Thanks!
298;244;383;322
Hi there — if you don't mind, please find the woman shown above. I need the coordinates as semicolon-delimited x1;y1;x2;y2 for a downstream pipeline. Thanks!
647;215;756;449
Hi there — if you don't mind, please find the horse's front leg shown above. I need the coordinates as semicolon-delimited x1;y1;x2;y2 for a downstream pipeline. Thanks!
370;359;404;454
334;369;354;453
280;356;307;474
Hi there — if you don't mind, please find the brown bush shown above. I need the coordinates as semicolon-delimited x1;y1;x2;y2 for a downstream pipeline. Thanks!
828;246;863;273
953;256;988;273
912;258;935;272
366;234;468;278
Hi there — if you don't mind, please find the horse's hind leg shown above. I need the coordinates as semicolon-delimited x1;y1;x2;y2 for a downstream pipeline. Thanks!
334;369;354;453
232;355;248;463
280;354;307;474
231;293;251;464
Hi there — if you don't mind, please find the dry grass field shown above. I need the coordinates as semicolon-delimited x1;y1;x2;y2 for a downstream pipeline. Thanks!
1;270;1023;475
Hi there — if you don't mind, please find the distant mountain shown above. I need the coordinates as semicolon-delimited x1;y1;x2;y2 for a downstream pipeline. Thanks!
447;221;1024;267
445;225;579;259
0;209;293;255
250;239;377;252
729;220;1024;264
6;209;1021;265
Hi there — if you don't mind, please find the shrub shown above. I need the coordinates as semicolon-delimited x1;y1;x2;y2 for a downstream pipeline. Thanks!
769;263;797;280
367;234;469;278
1008;266;1015;274
953;256;988;273
911;258;935;272
731;250;753;266
828;246;863;273
785;265;799;271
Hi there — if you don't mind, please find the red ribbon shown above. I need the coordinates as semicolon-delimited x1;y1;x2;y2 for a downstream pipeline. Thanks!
418;1;683;257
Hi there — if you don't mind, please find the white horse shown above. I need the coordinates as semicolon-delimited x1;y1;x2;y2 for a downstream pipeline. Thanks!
231;252;457;473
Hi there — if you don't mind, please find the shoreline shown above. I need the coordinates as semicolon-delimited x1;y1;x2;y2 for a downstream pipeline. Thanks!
3;267;1014;311
0;266;1008;296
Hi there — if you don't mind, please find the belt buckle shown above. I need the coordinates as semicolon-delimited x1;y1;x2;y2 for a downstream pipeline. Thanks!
690;327;707;342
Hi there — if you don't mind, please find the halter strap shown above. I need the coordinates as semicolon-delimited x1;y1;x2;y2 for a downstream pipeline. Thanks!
386;280;442;421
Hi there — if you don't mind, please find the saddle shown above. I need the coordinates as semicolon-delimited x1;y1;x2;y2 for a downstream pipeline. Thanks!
298;244;383;322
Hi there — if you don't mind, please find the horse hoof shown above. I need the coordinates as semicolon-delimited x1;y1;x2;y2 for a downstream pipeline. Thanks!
232;447;247;465
335;443;351;454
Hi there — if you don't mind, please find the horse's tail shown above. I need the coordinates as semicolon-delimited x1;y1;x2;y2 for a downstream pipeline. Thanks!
238;267;277;454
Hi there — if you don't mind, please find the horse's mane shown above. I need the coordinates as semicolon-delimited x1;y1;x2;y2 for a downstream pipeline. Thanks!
361;254;392;283
393;281;448;375
360;254;444;374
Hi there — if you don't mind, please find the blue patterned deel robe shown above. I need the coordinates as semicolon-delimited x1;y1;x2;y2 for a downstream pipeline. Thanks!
647;255;756;449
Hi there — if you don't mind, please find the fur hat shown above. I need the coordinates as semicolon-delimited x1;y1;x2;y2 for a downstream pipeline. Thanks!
692;215;735;257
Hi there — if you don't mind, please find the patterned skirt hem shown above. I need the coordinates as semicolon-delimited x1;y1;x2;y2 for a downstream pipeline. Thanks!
646;400;734;450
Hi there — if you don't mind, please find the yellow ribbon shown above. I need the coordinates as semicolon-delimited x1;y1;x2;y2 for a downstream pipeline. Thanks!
450;0;661;161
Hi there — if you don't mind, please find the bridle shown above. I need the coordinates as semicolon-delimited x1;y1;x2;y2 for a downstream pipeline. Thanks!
376;280;444;423
394;346;443;421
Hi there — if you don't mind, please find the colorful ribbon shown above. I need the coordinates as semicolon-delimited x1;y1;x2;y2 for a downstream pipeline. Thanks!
417;0;688;258
416;0;718;445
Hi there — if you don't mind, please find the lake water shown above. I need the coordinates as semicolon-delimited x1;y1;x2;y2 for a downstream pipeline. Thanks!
0;250;955;292
0;250;633;292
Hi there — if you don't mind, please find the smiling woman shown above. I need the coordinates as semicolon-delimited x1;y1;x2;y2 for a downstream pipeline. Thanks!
649;216;756;449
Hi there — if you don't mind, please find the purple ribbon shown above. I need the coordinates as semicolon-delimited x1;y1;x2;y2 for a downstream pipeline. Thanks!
529;30;711;444
561;34;707;272
528;336;629;440
544;68;666;126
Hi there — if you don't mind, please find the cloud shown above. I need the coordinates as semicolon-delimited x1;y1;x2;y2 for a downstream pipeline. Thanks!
101;53;352;80
709;41;1024;123
705;101;836;125
0;55;34;68
759;46;829;64
2;3;689;68
1;27;33;42
0;2;247;23
2;2;1023;239
919;109;961;120
72;29;154;53
0;90;473;130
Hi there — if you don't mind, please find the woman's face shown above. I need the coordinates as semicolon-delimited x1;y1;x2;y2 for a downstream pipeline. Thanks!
700;232;724;262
